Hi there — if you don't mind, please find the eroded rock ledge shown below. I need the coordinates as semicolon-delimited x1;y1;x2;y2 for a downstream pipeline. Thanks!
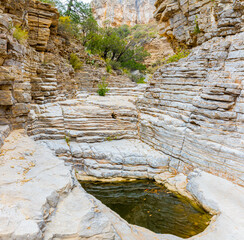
0;130;244;240
137;32;244;187
154;0;244;49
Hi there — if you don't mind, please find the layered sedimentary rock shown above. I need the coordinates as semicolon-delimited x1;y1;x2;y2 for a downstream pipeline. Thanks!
154;0;244;49
91;0;156;26
1;131;244;240
0;0;85;128
137;32;244;186
0;12;40;128
27;95;143;143
0;0;59;52
0;0;60;129
144;36;174;66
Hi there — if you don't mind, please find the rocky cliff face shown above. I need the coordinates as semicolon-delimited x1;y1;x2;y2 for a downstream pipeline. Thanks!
154;0;244;50
0;0;86;129
138;1;244;186
91;0;156;26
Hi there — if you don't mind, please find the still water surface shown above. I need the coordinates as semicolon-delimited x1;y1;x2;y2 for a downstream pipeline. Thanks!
80;180;211;238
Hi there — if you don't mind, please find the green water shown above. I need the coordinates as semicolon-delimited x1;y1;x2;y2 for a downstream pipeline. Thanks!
80;180;211;239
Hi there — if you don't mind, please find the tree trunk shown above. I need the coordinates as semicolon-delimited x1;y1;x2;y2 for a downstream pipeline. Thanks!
67;0;74;15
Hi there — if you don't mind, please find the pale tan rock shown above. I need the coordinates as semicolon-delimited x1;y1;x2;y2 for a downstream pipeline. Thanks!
92;0;156;26
144;36;174;66
154;0;244;49
0;90;13;105
137;32;244;186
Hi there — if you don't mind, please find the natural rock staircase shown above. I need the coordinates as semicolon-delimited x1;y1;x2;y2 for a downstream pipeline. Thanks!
27;73;164;179
76;65;148;97
28;96;139;143
31;63;60;104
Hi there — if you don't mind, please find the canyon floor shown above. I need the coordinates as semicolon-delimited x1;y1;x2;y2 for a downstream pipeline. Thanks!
0;92;244;240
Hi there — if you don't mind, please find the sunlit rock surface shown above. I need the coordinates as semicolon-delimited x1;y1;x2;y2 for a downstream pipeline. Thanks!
1;131;244;240
91;0;156;26
154;0;244;49
137;32;244;186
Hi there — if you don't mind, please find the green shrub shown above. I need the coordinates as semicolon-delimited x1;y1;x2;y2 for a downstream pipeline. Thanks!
65;135;70;146
134;30;147;39
97;78;109;96
167;49;190;63
70;53;83;70
106;64;112;73
193;16;201;35
136;77;146;84
58;16;80;38
109;60;121;70
121;60;146;71
149;32;157;38
13;26;28;44
130;74;146;84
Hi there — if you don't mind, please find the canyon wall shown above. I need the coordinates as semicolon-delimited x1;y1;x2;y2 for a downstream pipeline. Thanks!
0;0;84;129
154;0;244;50
138;0;244;185
91;0;156;26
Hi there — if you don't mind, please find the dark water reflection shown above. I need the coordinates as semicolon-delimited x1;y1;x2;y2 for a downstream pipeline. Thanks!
80;180;211;238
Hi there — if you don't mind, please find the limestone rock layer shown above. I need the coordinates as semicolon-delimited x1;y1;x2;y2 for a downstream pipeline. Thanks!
137;32;244;186
154;0;244;49
91;0;156;26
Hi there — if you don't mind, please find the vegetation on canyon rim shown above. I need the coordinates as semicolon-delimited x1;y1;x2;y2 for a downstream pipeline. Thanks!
39;0;149;75
38;0;190;85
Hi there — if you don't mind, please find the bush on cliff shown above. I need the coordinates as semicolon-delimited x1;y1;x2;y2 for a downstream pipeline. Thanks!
13;26;28;44
70;53;83;70
167;49;190;63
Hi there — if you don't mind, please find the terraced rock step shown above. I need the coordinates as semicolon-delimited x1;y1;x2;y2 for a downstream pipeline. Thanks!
28;95;141;147
39;139;170;179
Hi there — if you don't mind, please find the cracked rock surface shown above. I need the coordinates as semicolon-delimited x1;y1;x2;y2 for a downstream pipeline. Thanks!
1;131;244;240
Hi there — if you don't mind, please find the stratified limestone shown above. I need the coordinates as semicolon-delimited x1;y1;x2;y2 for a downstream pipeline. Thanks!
27;1;59;52
1;131;244;240
0;0;59;52
154;0;244;49
91;0;156;26
137;32;244;186
0;0;59;128
40;139;170;180
27;96;141;144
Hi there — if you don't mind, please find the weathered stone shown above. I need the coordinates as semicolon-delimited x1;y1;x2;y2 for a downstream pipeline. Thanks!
0;90;13;105
14;90;32;103
137;32;244;186
1;132;244;240
12;103;29;115
154;0;244;49
92;0;156;26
